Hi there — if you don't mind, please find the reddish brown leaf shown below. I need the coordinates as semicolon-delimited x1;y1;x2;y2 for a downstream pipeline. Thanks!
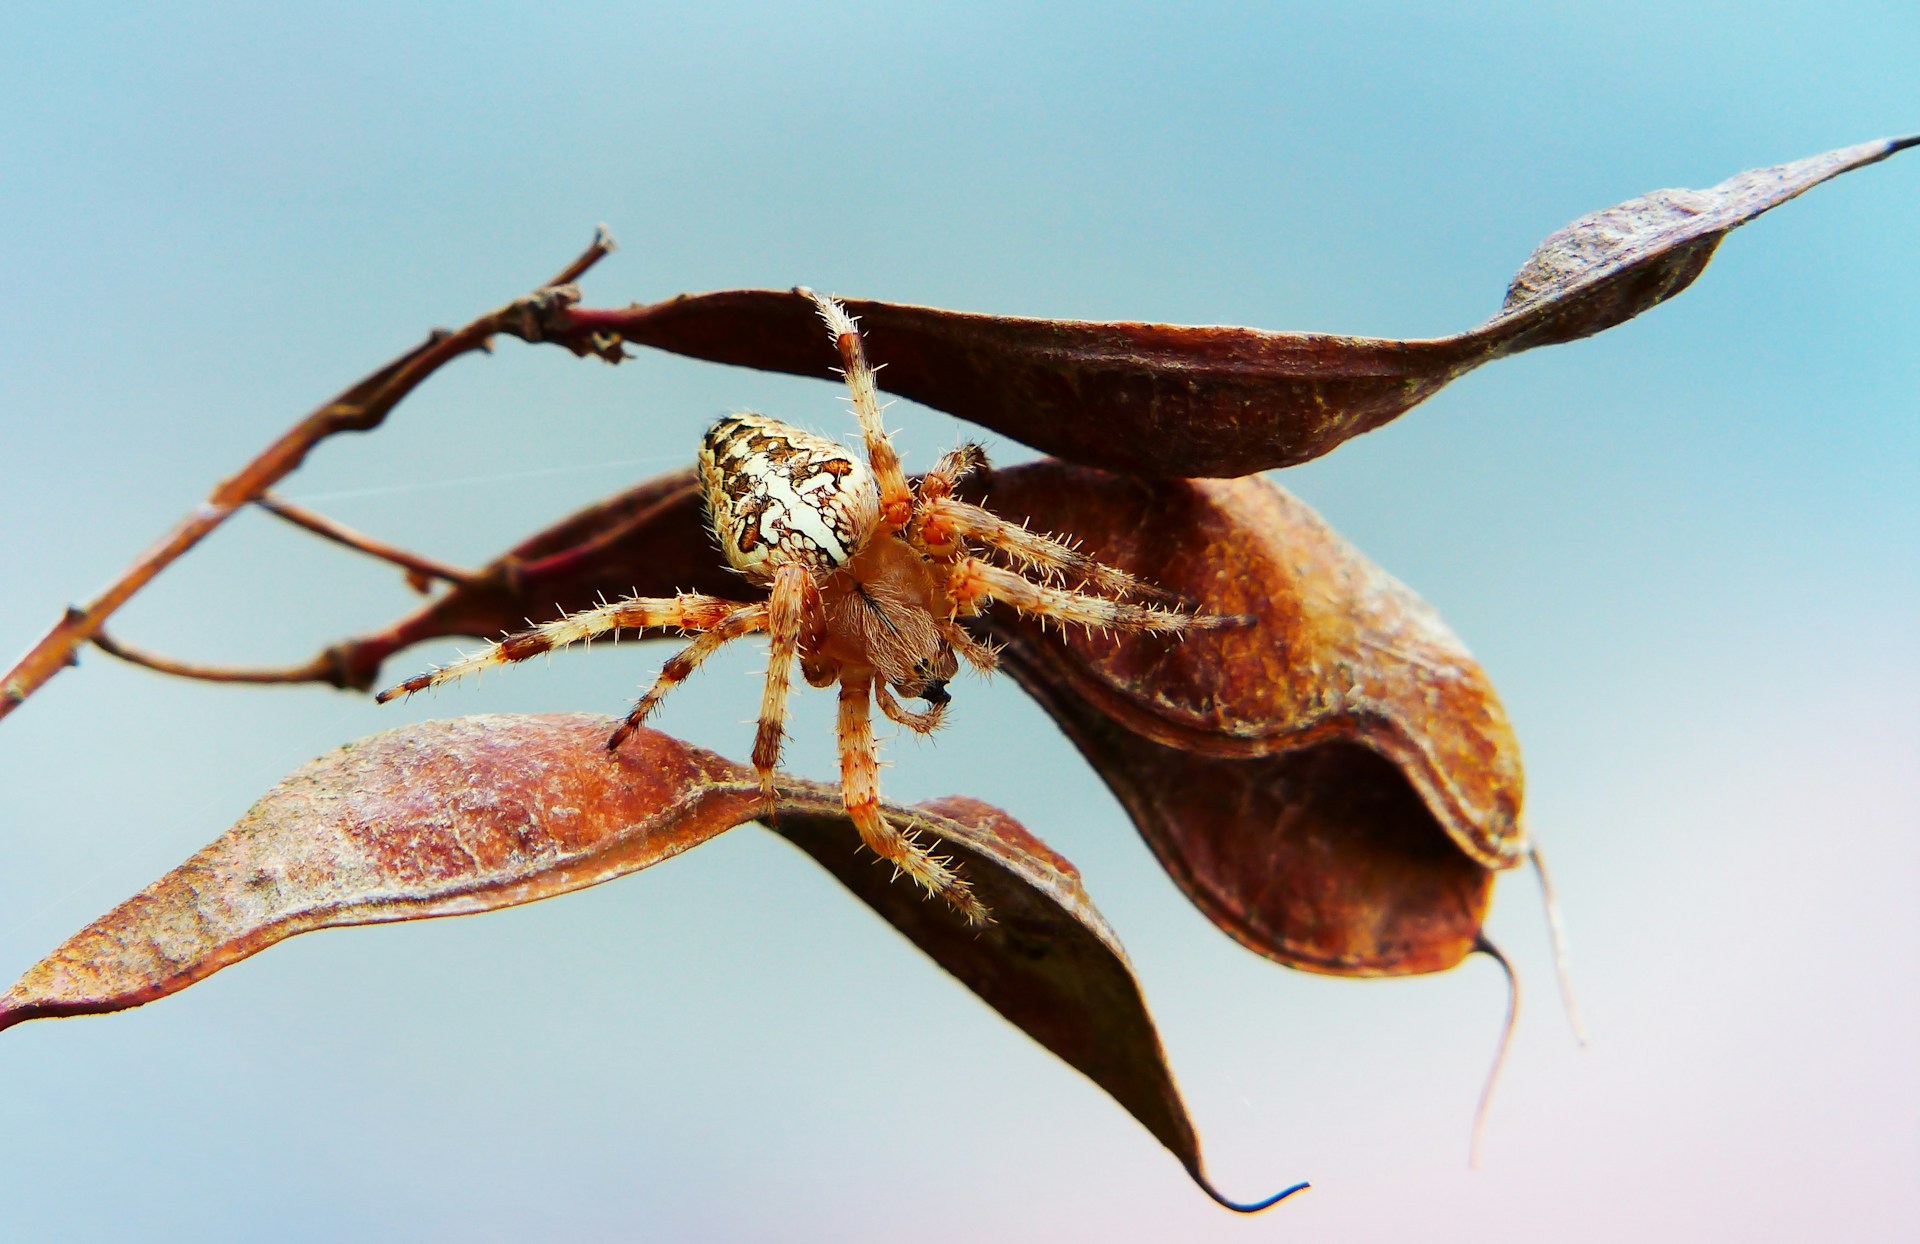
1007;687;1493;977
0;714;1305;1211
970;464;1517;974
222;457;1516;977
0;715;757;1028
972;466;1522;857
539;135;1914;476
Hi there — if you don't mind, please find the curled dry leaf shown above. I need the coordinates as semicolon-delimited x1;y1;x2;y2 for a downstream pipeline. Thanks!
0;714;1305;1211
199;458;1518;977
535;135;1914;476
971;463;1520;975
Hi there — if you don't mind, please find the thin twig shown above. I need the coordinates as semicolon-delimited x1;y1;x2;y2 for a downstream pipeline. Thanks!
547;224;617;286
1469;934;1520;1169
1;229;616;722
1530;841;1590;1046
256;493;480;591
91;630;357;689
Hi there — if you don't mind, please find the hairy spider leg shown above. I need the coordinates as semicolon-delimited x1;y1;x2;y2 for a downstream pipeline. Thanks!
802;289;913;532
947;557;1235;634
605;603;770;753
837;672;987;927
375;593;750;700
750;564;816;810
920;497;1178;603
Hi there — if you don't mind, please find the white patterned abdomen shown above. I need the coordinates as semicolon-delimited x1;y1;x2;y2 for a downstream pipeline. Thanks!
699;413;880;582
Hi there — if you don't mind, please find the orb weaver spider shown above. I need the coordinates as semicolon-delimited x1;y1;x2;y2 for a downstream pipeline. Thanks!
379;290;1233;926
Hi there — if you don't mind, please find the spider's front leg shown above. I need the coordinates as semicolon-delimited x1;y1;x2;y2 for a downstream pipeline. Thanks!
802;288;914;533
946;556;1236;635
874;681;946;734
917;495;1177;604
838;671;988;928
606;602;770;752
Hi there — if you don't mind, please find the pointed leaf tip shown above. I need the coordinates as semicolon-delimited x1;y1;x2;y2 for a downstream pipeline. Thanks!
773;793;1306;1206
1193;1173;1313;1213
1489;131;1920;348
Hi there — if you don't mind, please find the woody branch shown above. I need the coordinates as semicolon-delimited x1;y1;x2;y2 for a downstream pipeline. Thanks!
0;227;617;723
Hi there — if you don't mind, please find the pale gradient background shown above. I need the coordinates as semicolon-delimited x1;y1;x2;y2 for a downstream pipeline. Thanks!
3;5;1916;1240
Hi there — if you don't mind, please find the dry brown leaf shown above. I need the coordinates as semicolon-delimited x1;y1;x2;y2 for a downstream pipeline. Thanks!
0;714;1307;1211
0;716;757;1026
536;135;1914;476
201;458;1516;977
971;463;1518;974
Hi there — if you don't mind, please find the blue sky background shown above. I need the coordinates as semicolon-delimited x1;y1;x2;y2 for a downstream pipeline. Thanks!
3;4;1915;1239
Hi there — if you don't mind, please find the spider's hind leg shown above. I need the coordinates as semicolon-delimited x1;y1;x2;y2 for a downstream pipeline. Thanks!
838;672;988;927
750;564;818;812
606;602;770;752
917;442;989;504
376;593;750;701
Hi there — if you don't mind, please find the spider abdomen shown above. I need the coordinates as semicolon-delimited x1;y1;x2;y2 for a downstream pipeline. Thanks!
699;413;880;581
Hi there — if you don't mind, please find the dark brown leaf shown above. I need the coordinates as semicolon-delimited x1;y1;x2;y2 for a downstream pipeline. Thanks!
238;458;1517;977
770;796;1307;1210
0;714;1305;1211
1007;687;1493;977
542;135;1914;476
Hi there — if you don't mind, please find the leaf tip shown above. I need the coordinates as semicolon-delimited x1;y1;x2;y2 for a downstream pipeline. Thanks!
1189;1166;1312;1213
1469;935;1521;1170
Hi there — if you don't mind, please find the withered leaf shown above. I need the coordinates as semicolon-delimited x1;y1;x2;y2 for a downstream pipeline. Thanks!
246;458;1518;977
0;715;758;1025
0;714;1305;1211
543;135;1914;476
972;463;1519;975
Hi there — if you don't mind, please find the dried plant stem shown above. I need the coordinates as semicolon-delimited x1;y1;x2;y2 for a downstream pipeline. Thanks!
1469;935;1520;1169
0;228;615;723
90;630;355;688
255;493;480;591
1530;842;1590;1046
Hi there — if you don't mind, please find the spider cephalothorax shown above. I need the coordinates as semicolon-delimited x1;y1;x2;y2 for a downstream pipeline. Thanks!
381;290;1232;925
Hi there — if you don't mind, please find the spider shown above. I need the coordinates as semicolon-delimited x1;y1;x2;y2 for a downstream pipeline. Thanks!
378;290;1232;926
